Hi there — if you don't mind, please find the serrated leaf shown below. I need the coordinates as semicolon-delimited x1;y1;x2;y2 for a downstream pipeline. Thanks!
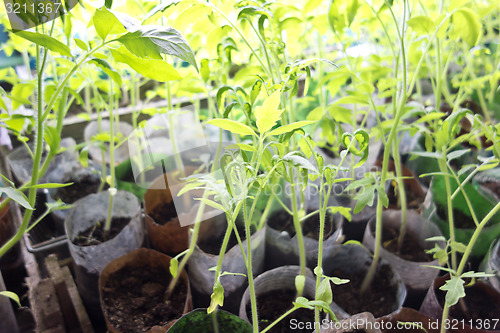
450;241;467;253
461;271;494;278
353;188;375;213
440;276;465;307
13;31;72;57
0;187;33;210
110;47;181;82
118;25;198;70
142;0;181;23
255;91;283;134
206;119;256;136
447;149;470;161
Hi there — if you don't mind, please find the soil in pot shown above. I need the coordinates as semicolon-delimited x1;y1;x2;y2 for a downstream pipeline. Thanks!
101;264;187;333
54;172;101;204
196;222;246;255
381;227;432;262
73;217;130;246
148;202;177;226
247;289;316;333
330;264;397;318
268;210;336;241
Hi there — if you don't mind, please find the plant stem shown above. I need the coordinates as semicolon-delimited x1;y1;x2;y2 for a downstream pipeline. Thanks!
392;138;408;252
290;168;306;277
260;308;297;333
438;157;457;271
439;200;500;333
243;200;259;333
103;79;116;234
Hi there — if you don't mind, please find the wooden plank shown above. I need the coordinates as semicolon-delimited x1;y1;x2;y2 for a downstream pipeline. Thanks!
45;254;94;333
30;278;65;332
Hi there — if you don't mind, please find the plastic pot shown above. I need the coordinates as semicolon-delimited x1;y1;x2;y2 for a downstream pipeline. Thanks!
143;166;202;256
99;248;192;332
265;210;343;270
0;270;19;333
168;308;252;333
420;274;500;333
239;265;348;330
64;190;144;321
84;120;133;166
322;244;407;318
363;210;445;291
377;308;439;333
188;224;266;314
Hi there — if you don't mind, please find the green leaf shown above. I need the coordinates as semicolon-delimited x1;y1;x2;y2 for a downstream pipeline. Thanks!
208;280;224;313
206;119;256;137
316;279;333;304
93;7;139;40
118;26;198;71
293;296;314;310
110;47;181;82
353;187;375;213
200;58;210;83
328;277;350;285
255;91;283;134
250;80;262;105
13;31;72;57
0;187;33;210
88;58;123;86
0;291;20;307
25;183;73;189
283;153;318;173
10;83;35;110
461;271;494;278
407;16;435;34
169;257;178;278
450;241;467;253
451;8;481;47
74;38;89;51
142;1;181;23
225;143;256;152
268;121;315;137
447;149;471;161
196;198;226;213
439;276;465;307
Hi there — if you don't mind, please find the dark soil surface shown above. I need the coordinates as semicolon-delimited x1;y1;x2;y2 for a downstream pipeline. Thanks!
436;284;500;330
268;210;295;236
149;202;178;226
381;227;433;262
331;265;397;317
101;266;186;333
55;174;101;204
247;289;316;333
302;212;336;240
437;205;476;229
268;210;335;241
73;217;130;246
